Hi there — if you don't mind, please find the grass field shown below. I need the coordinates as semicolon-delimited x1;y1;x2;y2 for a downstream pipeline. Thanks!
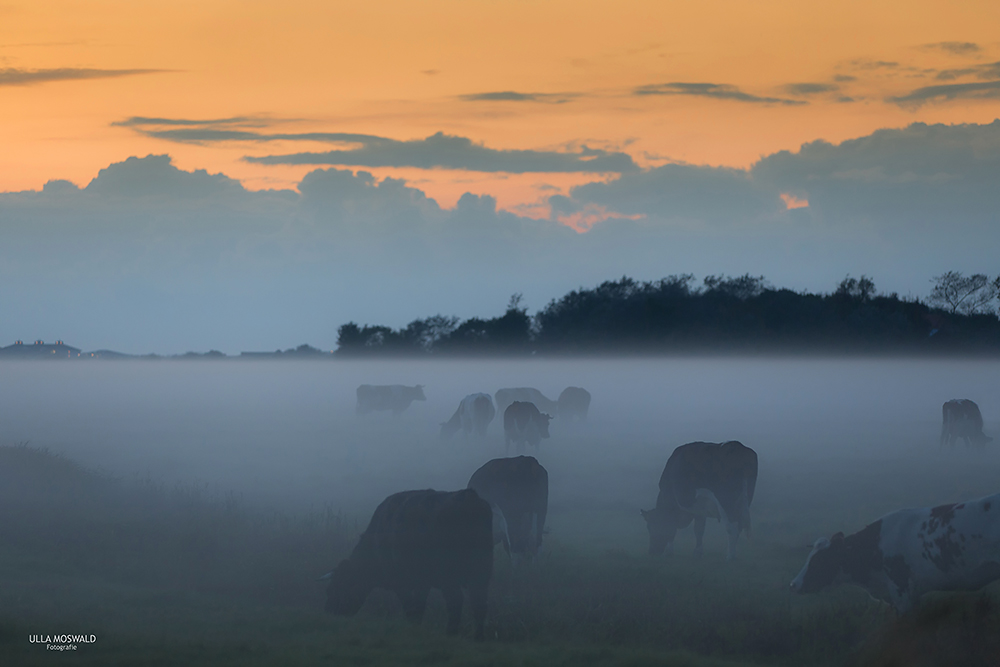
1;358;999;665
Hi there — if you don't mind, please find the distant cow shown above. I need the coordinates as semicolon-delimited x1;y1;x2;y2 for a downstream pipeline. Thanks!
495;388;557;417
440;393;496;440
503;402;552;455
356;384;426;416
469;456;549;564
791;492;1000;613
641;441;758;560
557;387;591;422
941;399;991;448
322;489;493;640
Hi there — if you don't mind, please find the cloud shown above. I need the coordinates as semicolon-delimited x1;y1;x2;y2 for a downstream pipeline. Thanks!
784;82;839;95
243;131;639;173
633;82;806;105
834;75;858;82
6;121;1000;352
887;79;1000;107
113;116;257;128
919;41;982;56
458;91;577;103
934;60;1000;81
0;67;166;86
848;59;899;70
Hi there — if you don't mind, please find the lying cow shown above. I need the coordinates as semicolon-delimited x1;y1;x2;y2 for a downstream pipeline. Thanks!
469;456;549;565
503;402;551;455
941;399;991;448
557;386;591;422
641;441;758;560
322;488;493;640
791;492;1000;613
495;388;558;417
440;393;496;440
356;384;426;416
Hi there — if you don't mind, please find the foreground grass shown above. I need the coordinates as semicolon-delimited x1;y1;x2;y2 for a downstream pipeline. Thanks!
1;444;998;666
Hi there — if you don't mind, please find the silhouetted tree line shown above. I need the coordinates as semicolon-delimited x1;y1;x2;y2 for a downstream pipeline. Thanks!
335;273;1000;356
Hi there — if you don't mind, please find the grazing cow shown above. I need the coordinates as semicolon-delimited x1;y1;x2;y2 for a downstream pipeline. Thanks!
494;388;558;417
468;456;549;565
941;399;991;448
791;492;1000;613
503;402;552;455
440;393;496;440
322;489;493;640
641;441;758;560
355;384;426;416
557;386;591;422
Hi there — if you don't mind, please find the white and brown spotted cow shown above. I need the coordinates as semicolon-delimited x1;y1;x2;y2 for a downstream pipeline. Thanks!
791;492;1000;613
440;393;496;440
941;399;991;448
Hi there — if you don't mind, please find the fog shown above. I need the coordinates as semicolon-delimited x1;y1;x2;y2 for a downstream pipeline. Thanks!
3;357;999;544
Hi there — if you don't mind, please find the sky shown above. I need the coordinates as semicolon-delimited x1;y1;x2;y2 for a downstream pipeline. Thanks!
2;0;1000;353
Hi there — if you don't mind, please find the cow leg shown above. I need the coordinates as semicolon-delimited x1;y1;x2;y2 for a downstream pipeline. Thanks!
468;584;488;641
442;587;464;636
693;515;707;558
397;588;429;625
725;519;740;561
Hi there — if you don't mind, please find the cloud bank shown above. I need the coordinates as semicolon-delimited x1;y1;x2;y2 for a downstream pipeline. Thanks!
0;67;166;86
4;121;1000;352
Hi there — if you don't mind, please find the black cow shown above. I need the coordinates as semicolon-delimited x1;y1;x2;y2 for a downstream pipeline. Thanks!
322;489;493;640
641;441;758;560
356;384;426;415
557;386;591;422
503;401;552;455
941;399;991;448
494;388;558;417
468;456;549;565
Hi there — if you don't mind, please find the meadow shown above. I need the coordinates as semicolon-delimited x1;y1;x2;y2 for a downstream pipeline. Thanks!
0;357;998;666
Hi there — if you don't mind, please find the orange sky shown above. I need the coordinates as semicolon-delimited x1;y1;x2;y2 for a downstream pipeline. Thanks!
3;0;1000;212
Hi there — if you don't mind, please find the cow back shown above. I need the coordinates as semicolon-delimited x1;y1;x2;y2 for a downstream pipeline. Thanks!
659;441;758;514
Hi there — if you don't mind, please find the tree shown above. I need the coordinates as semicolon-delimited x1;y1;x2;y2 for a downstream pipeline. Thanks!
834;275;876;301
928;272;998;315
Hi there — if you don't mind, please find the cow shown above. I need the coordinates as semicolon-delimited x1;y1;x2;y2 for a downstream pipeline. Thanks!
468;456;549;566
557;386;591;422
791;492;1000;614
355;384;426;416
494;388;558;417
941;399;991;448
440;393;496;440
503;402;552;455
641;441;758;560
322;489;493;640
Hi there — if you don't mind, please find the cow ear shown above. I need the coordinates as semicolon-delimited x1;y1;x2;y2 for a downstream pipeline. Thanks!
640;509;648;519
830;532;845;544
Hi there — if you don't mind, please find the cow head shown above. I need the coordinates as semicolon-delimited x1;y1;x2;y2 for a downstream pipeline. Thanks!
790;533;845;594
324;558;372;615
439;419;460;441
413;385;427;401
640;507;672;556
